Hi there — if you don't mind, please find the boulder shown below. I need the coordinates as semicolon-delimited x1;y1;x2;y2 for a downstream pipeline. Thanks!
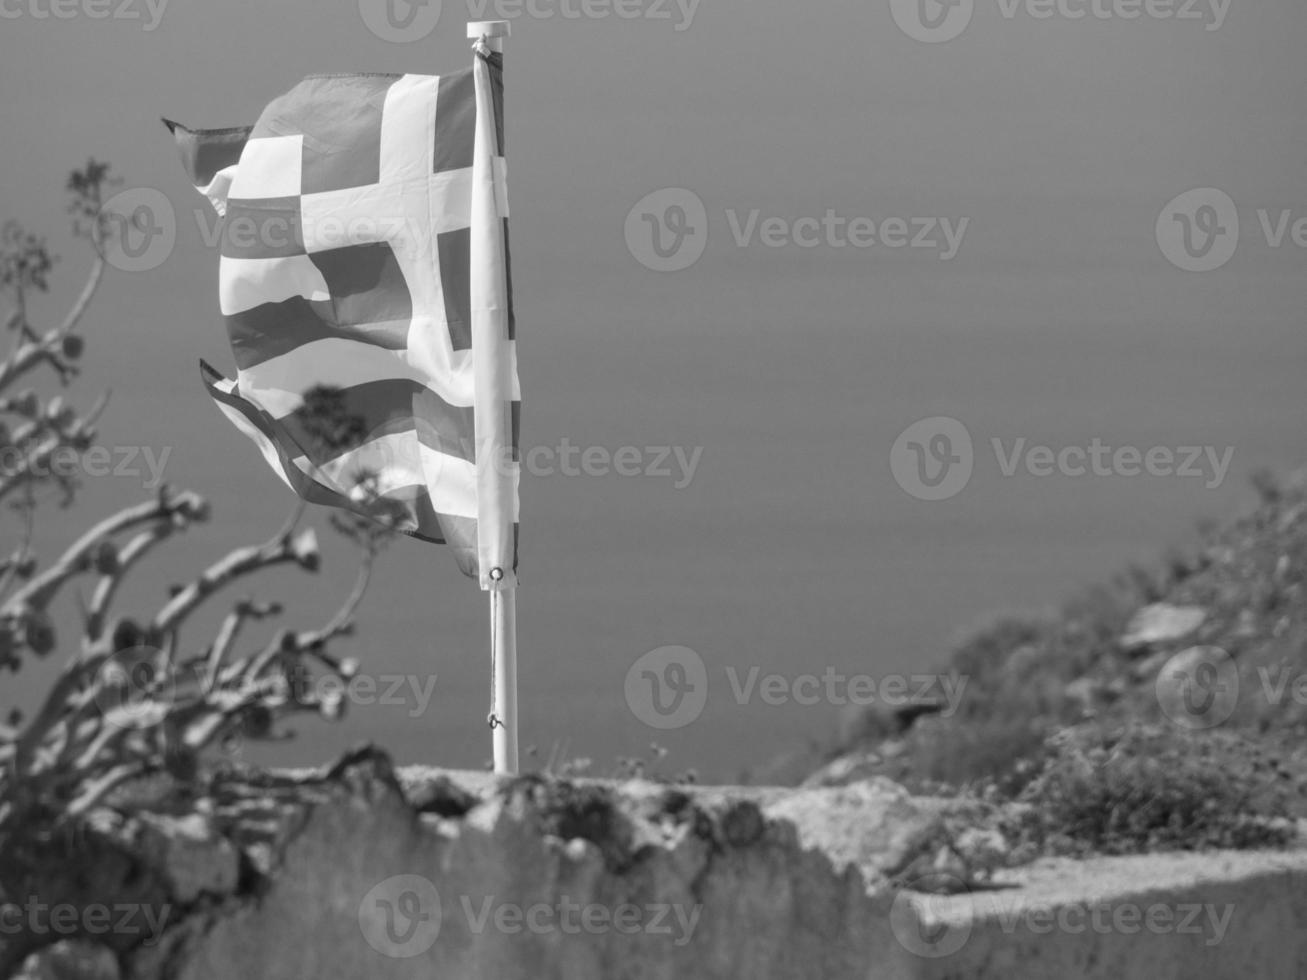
1120;604;1207;653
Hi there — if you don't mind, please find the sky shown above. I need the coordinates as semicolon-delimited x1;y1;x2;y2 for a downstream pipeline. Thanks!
0;0;1304;781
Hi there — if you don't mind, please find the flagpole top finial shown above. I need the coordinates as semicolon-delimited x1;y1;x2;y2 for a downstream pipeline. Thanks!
468;20;511;39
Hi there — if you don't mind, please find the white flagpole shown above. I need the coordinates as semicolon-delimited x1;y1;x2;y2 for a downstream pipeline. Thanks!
468;19;519;775
490;582;518;774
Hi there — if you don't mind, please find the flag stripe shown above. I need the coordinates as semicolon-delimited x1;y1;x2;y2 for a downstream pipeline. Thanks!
220;197;303;259
235;337;481;416
437;227;472;350
293;75;394;195
220;255;329;316
434;69;476;173
310;242;413;333
277;379;476;466
226;295;400;371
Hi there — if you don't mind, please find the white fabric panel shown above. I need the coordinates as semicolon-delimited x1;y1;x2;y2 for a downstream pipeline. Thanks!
219;255;330;316
229;135;303;200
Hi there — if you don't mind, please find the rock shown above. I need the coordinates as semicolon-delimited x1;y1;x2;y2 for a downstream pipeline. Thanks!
405;774;479;818
133;813;240;904
801;751;884;789
15;941;118;980
1120;603;1207;653
764;778;955;885
953;826;1011;870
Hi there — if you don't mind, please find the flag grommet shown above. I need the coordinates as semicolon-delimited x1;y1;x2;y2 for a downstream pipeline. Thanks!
489;567;504;582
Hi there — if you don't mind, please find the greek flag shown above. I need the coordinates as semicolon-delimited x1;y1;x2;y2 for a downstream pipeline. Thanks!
167;46;519;588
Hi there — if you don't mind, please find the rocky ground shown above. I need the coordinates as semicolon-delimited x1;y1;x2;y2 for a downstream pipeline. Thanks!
758;468;1307;826
0;748;980;979
5;748;1306;979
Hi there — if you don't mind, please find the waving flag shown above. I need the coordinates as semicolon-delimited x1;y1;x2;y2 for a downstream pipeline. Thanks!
167;48;519;586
